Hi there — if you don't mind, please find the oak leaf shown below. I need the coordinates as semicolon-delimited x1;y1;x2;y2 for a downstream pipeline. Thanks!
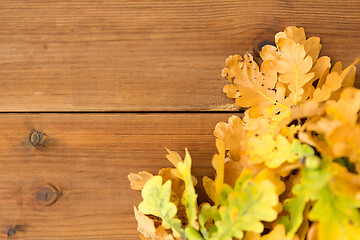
274;38;315;104
203;139;226;206
260;224;299;240
222;54;289;118
274;26;322;63
301;88;360;164
138;176;185;238
280;160;360;240
166;149;199;230
246;133;314;168
214;115;246;161
312;59;359;102
129;171;154;191
135;207;174;240
211;170;278;239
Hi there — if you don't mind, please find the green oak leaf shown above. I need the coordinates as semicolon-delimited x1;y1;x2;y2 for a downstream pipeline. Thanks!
166;148;199;230
198;203;219;239
210;171;278;240
138;176;185;238
279;158;360;240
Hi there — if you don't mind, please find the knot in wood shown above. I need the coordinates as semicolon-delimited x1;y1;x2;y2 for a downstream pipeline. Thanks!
256;40;276;52
7;226;17;237
34;184;61;206
35;187;56;203
30;130;44;146
253;40;276;58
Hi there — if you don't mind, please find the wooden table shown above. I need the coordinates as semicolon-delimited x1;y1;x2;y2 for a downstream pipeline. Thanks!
0;1;359;239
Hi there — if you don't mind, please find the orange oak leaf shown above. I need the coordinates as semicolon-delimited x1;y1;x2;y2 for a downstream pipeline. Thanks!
214;115;247;161
312;59;360;102
135;207;174;240
222;54;289;118
128;171;154;191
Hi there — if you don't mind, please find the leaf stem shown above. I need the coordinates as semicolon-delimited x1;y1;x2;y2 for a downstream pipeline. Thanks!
250;81;290;110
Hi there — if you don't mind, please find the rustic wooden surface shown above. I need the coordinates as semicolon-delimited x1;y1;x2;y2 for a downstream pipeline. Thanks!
0;0;359;112
0;0;360;239
0;113;234;239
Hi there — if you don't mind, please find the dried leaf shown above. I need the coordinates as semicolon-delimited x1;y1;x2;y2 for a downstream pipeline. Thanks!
312;59;360;102
325;87;360;125
129;171;154;191
214;115;246;161
134;207;158;238
275;26;306;44
275;26;321;63
135;207;175;240
222;54;289;118
303;88;360;163
131;26;360;240
274;38;315;104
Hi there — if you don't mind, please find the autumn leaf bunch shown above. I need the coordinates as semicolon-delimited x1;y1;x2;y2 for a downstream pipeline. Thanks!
129;26;360;240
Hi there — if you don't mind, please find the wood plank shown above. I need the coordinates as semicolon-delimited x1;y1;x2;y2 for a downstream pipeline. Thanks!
0;113;235;239
0;0;359;112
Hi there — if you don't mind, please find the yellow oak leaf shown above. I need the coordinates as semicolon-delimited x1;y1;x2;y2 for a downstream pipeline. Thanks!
331;164;360;201
212;139;226;193
303;88;360;163
325;87;360;125
203;139;226;206
243;225;301;240
255;169;286;214
202;175;217;205
327;124;360;164
246;133;314;168
255;168;285;196
261;224;299;240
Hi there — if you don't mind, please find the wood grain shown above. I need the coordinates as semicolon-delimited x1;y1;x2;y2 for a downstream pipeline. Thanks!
0;113;234;239
0;0;359;112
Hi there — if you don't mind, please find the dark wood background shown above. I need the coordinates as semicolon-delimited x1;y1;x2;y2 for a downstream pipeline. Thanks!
0;0;359;239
